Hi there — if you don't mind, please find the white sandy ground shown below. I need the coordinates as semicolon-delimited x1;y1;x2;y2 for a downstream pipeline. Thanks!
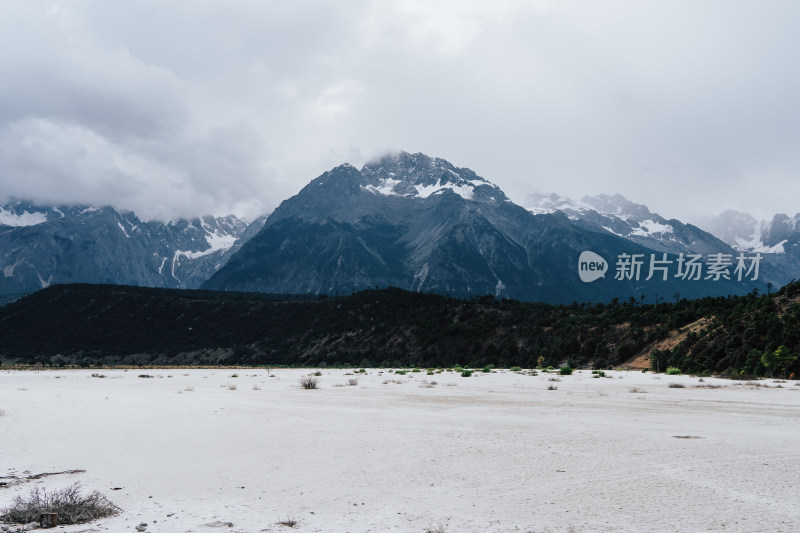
1;369;799;533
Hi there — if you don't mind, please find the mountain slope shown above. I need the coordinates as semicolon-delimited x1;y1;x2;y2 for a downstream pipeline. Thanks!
2;283;798;378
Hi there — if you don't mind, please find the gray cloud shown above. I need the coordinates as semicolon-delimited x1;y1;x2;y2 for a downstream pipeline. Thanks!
1;0;798;223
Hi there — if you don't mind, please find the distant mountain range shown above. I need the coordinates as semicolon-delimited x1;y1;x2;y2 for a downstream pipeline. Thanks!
0;202;264;297
524;192;732;255
202;152;769;303
1;152;793;304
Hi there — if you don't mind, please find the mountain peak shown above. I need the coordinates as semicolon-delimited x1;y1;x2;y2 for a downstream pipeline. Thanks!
360;151;506;203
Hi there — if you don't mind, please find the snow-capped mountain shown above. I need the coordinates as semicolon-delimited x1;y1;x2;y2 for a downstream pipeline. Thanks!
704;210;796;254
203;152;762;303
0;201;265;296
703;210;800;284
524;192;730;256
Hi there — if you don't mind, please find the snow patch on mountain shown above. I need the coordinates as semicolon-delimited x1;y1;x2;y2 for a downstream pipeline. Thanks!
631;220;674;236
415;180;475;200
116;221;131;238
175;231;238;261
0;207;48;227
734;236;787;254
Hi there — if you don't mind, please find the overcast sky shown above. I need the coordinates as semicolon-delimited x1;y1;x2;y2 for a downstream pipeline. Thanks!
1;1;799;224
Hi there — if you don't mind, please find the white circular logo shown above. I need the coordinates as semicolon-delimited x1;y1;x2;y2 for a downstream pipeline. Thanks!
578;251;608;282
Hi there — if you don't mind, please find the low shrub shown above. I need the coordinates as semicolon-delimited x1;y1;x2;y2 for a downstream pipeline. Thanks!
547;385;558;391
300;376;319;389
560;366;573;375
668;382;685;388
482;364;495;373
510;366;522;372
346;378;359;386
666;367;681;375
461;370;473;377
313;371;323;377
0;484;118;525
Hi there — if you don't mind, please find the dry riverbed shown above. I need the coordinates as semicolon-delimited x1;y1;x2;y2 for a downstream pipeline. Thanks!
1;368;799;532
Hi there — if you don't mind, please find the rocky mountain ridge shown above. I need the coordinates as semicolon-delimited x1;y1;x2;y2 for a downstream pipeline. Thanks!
0;201;265;296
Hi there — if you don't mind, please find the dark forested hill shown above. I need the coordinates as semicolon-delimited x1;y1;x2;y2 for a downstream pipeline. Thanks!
1;283;798;377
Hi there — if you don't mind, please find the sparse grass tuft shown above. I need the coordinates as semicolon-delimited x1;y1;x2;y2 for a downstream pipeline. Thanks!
252;384;261;390
313;371;323;376
227;384;237;390
346;378;359;386
547;385;558;390
668;382;685;388
425;523;447;533
183;386;194;392
0;484;118;525
547;377;561;382
277;516;298;528
629;387;647;393
300;376;319;389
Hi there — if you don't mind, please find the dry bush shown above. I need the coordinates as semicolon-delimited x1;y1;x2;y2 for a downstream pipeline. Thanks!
547;385;558;390
426;523;447;533
668;382;685;388
346;378;359;386
252;384;261;391
0;484;119;525
227;384;237;390
629;387;647;393
547;377;561;382
300;376;319;389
